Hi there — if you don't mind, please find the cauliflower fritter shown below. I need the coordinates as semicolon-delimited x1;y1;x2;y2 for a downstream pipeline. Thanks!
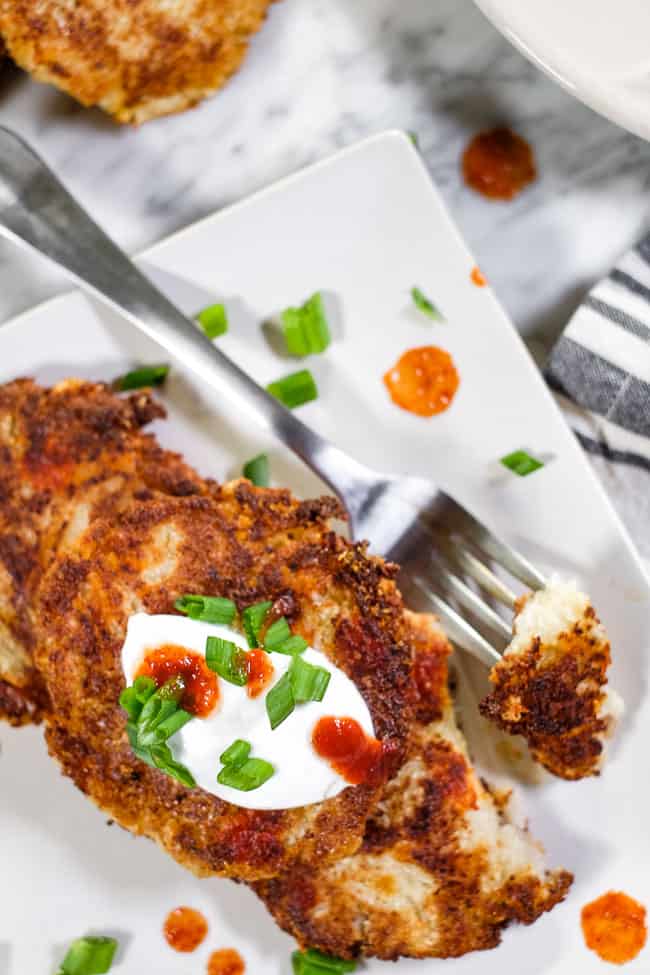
0;378;207;725
34;486;415;881
0;0;274;124
481;579;621;780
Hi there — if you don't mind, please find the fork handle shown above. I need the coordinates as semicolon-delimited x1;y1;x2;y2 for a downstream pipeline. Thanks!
0;127;369;503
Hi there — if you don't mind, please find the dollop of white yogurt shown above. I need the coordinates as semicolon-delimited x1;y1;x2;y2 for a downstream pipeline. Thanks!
121;613;374;810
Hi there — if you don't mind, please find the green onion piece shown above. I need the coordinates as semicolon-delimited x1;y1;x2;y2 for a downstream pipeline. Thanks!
500;449;544;477
154;707;193;740
242;600;272;648
291;948;357;974
411;286;444;322
281;292;331;357
158;675;186;702
205;636;248;686
112;364;169;391
407;130;419;149
266;370;318;410
266;671;295;730
150;743;196;788
290;655;331;703
174;594;237;624
196;302;228;339
57;936;118;975
273;634;308;656
263;617;292;652
118;686;141;722
133;675;156;702
220;738;251;769
242;452;270;487
217;757;274;791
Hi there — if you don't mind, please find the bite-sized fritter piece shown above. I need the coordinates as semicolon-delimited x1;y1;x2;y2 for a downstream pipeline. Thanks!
35;486;414;882
0;0;274;124
481;579;622;780
254;612;572;961
0;378;207;725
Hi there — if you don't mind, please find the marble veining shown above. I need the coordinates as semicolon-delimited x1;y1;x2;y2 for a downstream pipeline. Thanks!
0;0;649;352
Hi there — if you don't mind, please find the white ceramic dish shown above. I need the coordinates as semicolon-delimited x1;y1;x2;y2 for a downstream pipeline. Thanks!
1;131;648;974
474;0;650;141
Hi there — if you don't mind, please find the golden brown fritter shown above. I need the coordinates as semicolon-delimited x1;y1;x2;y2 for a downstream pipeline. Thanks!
0;378;207;726
0;0;274;124
254;612;572;960
34;486;415;882
481;581;621;780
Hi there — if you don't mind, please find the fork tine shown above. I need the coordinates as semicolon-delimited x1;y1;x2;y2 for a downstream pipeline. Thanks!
441;495;547;590
435;563;512;642
436;537;518;608
411;574;502;668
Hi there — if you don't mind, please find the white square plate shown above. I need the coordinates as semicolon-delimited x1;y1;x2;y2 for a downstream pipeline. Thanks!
1;132;648;975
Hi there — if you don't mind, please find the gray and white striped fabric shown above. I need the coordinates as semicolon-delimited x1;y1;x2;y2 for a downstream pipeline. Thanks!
546;237;650;562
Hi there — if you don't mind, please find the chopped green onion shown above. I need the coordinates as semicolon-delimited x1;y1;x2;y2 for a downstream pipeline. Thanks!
196;302;228;339
263;617;292;652
411;286;444;322
243;452;270;487
206;636;248;686
217;757;274;791
174;594;237;624
500;449;544;477
220;739;251;769
112;364;169;391
150;742;196;788
281;292;331;357
133;675;156;702
266;671;295;730
292;948;357;974
266;370;318;410
290;655;331;703
242;600;272;648
158;674;186;702
273;634;308;656
407;130;419;149
57;936;118;975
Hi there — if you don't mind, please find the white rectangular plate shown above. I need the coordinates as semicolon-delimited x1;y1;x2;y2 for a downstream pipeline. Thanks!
1;132;649;975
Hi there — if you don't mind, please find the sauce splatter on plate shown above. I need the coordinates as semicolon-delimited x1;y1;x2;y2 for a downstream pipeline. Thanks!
581;891;647;964
470;266;487;287
207;947;246;975
163;906;208;952
463;128;536;201
383;346;459;417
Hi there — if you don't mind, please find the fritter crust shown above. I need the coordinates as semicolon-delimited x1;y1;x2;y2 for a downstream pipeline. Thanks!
35;486;415;881
254;613;572;960
0;0;274;124
480;589;617;780
0;378;207;725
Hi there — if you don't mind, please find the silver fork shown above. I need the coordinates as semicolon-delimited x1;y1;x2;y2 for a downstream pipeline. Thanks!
0;127;546;667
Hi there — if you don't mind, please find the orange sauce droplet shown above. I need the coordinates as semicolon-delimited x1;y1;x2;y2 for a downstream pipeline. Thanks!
246;648;275;699
383;346;459;417
462;127;536;200
207;947;246;975
312;716;387;785
137;644;219;717
470;266;487;287
163;906;208;953
581;891;647;964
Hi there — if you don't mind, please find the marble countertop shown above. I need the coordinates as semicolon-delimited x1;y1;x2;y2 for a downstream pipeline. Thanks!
1;0;650;358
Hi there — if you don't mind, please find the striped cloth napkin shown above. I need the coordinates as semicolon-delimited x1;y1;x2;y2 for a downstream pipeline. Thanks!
546;238;650;561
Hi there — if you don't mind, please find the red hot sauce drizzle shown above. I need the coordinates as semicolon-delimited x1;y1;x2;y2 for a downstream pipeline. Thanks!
163;906;208;952
137;644;219;717
246;648;275;699
312;716;388;786
207;947;246;975
581;891;647;965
